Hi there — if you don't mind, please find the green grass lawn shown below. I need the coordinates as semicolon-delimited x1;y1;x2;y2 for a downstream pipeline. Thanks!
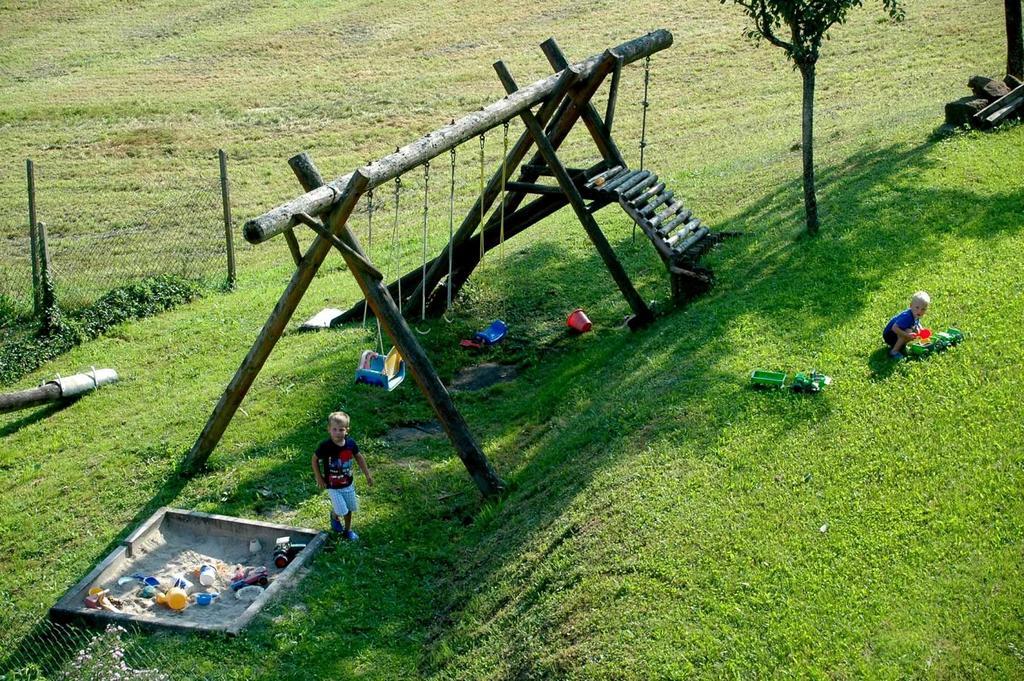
2;0;1023;678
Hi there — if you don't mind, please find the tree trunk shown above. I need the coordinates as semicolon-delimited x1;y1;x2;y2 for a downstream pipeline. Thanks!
799;61;820;236
1008;0;1024;80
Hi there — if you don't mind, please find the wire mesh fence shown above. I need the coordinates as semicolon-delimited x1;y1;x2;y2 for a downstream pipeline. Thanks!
43;181;229;311
0;620;178;681
0;230;34;317
0;158;233;320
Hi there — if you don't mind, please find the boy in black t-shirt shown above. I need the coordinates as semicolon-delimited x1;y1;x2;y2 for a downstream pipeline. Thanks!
312;411;374;540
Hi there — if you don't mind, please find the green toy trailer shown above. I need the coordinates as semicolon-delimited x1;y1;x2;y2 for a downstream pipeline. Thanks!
906;327;964;359
750;370;787;389
750;369;831;392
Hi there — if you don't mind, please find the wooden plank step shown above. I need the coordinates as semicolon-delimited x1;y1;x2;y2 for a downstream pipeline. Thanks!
649;200;684;229
673;227;708;254
585;165;624;189
667;219;701;247
602;169;642;193
631;182;665;207
642;190;674;215
614;171;653;197
622;174;659;200
657;209;693;237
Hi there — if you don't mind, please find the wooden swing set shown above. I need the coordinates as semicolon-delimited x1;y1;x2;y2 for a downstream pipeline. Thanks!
182;29;727;497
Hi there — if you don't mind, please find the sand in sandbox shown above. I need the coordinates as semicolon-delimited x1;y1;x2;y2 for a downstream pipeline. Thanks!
84;528;293;626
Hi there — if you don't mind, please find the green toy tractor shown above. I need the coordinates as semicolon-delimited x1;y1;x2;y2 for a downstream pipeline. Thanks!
906;327;965;359
790;370;832;393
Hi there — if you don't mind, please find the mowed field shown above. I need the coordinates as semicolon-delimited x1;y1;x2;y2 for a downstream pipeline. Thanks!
1;0;1022;678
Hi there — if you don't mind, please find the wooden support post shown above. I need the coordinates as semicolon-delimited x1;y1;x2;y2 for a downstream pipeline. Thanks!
605;54;624;132
292;213;383;280
218;150;237;287
26;159;41;316
338;191;578;323
337;266;430;325
494;61;654;329
399;67;578;316
438;57;621;307
283;231;303;266
289;154;505;498
0;382;62;414
541;40;626;168
181;163;367;475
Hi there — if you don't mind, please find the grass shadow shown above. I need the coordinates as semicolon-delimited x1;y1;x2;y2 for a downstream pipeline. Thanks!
867;345;902;381
0;401;69;438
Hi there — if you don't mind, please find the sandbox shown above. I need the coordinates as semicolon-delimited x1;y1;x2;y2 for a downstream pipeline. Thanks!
50;508;327;635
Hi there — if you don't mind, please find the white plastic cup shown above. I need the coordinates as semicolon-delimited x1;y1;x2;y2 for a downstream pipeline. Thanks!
248;538;262;553
173;574;194;591
198;564;216;587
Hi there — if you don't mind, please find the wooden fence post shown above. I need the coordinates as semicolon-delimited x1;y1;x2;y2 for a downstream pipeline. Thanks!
218;149;237;287
26;159;41;316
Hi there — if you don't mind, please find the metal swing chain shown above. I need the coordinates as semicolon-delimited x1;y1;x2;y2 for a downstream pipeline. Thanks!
633;56;652;244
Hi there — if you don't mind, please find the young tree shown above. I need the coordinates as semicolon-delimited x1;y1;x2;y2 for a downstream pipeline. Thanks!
1008;0;1023;80
726;0;904;235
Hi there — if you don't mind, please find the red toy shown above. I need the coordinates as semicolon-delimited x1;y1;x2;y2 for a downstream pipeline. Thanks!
230;566;269;591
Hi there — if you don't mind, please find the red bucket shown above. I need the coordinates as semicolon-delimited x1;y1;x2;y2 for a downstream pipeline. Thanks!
566;308;592;333
917;328;931;340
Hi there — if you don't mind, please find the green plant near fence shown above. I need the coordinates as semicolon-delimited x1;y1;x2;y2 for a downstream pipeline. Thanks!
0;275;200;387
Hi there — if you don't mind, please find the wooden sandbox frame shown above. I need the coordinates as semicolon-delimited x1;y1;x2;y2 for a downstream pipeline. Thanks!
50;508;327;635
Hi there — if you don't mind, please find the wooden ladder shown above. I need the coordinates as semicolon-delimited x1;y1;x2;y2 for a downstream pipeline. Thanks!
584;165;718;301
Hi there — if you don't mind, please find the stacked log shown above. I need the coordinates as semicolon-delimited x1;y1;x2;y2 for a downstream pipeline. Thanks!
945;75;1023;128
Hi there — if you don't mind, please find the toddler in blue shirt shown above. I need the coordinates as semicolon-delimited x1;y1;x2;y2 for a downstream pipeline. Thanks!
883;291;930;359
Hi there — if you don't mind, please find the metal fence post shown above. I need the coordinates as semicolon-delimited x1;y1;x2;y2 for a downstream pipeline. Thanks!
26;159;41;316
218;149;237;287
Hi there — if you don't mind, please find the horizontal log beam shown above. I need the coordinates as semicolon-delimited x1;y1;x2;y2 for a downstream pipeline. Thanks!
243;29;673;244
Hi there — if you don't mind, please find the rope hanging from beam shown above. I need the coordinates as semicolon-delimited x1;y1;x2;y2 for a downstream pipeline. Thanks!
635;55;652;244
385;175;403;351
478;132;486;264
417;160;431;334
444;146;457;322
362;187;374;328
